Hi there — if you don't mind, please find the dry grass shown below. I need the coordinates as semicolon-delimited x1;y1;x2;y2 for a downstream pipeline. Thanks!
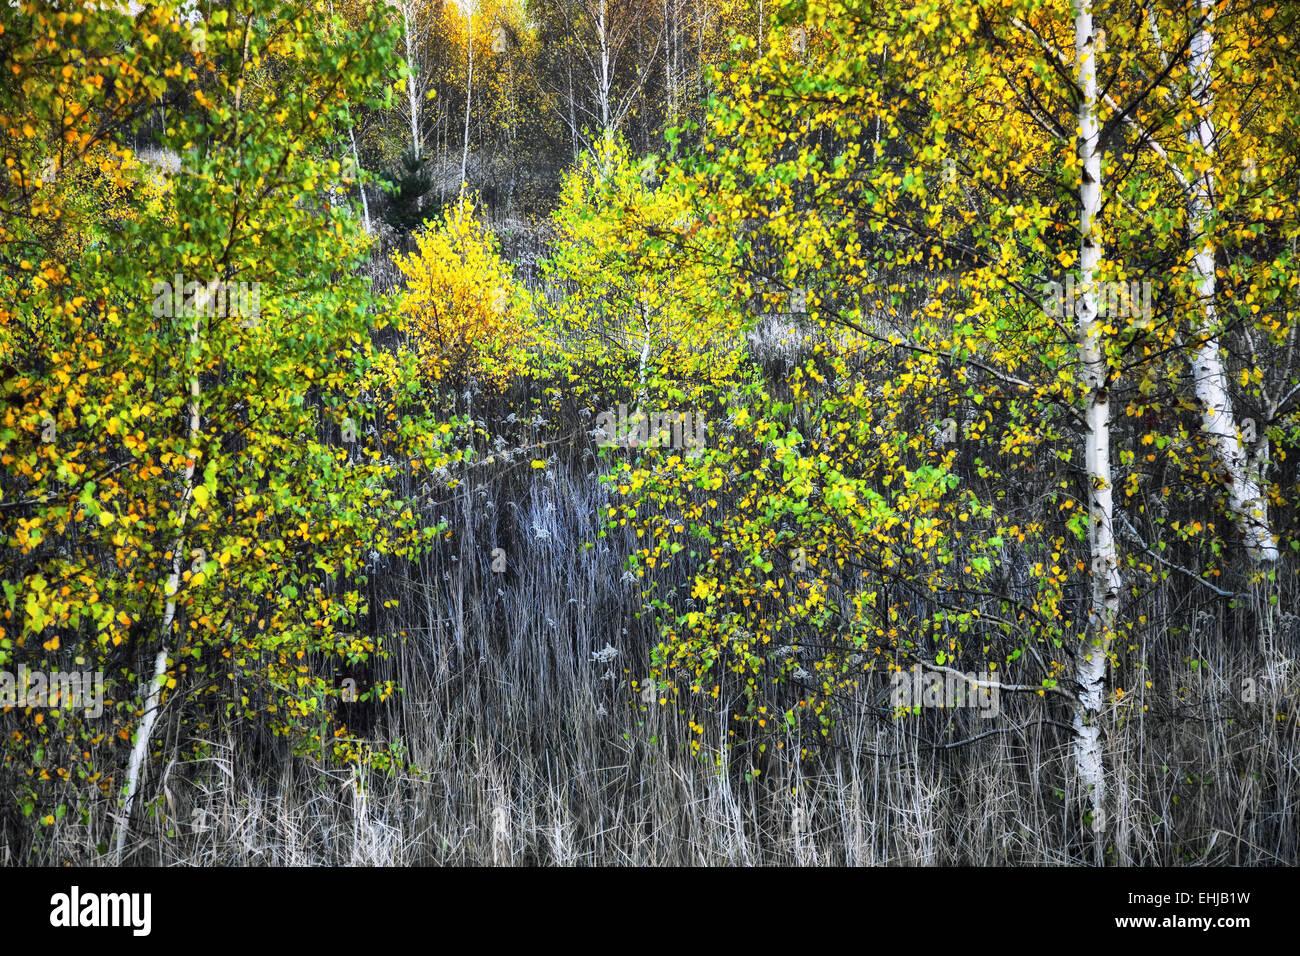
32;427;1295;868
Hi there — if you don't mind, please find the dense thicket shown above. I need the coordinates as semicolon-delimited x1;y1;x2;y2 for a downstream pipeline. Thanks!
2;0;1297;865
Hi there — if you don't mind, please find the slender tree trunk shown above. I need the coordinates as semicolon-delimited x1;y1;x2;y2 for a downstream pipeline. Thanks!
567;42;579;160
347;116;370;234
637;309;652;409
403;2;421;160
589;0;616;176
460;0;474;195
438;79;448;206
1072;0;1118;864
595;0;613;147
327;0;369;232
401;0;426;220
663;0;675;126
1183;0;1277;563
116;309;202;862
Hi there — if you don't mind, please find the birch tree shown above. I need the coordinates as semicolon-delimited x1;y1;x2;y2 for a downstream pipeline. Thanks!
531;0;663;161
616;0;1231;857
402;0;425;160
1068;0;1117;860
1153;0;1281;563
2;0;449;848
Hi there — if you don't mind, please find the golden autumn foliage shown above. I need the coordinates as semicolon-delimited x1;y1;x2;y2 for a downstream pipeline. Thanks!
394;199;537;388
542;137;746;404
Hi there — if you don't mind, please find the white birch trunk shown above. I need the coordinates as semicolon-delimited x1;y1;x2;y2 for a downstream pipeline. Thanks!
1072;0;1118;862
460;0;474;194
347;119;370;235
115;311;202;862
637;309;652;409
403;2;421;160
1183;0;1277;563
598;0;611;137
663;0;676;126
567;43;579;160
